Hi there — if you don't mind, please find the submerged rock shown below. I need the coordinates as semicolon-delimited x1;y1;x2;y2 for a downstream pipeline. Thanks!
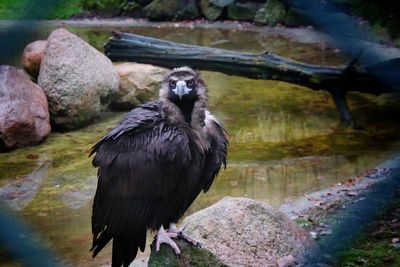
0;65;51;151
21;40;47;79
254;0;287;26
144;0;199;21
150;197;313;266
38;28;118;131
111;63;168;110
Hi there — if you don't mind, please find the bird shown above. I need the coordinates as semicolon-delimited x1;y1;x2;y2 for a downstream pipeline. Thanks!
90;66;228;267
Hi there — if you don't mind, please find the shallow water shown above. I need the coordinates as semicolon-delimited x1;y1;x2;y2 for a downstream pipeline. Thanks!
0;25;400;266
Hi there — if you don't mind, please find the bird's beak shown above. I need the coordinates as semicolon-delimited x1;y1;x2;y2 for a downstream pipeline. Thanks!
172;80;192;100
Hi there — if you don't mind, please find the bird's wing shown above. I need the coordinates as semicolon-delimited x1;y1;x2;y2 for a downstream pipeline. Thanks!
201;111;228;193
90;101;192;259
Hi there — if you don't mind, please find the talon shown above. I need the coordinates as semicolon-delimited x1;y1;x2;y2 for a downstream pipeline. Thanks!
167;223;201;248
155;225;181;255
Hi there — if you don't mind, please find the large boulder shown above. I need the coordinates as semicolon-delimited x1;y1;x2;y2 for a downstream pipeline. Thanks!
21;40;47;80
150;197;313;266
38;28;118;131
111;63;168;111
227;1;264;21
254;0;287;26
0;65;51;151
143;0;199;21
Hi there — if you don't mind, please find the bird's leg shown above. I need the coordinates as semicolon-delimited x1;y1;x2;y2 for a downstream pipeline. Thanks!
155;225;181;254
167;223;202;248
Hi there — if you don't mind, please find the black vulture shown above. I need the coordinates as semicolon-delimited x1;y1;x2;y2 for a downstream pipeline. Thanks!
90;67;228;267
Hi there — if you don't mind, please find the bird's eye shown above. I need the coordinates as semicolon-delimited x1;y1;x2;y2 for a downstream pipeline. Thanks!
187;79;194;87
169;80;176;88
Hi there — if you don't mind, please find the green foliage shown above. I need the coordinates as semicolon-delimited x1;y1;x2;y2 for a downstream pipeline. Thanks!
0;0;83;19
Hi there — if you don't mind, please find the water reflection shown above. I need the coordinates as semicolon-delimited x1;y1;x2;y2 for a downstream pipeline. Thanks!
0;24;399;266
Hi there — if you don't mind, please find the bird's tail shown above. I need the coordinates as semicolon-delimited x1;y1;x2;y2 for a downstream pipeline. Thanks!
112;231;146;267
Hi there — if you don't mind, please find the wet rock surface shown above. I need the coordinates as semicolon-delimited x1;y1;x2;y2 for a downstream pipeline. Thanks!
0;65;51;151
158;197;313;266
21;40;47;79
37;28;118;131
111;63;168;110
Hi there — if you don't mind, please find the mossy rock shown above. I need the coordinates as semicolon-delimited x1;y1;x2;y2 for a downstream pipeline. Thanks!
227;2;263;21
143;0;199;21
254;0;287;26
200;0;224;21
148;239;227;267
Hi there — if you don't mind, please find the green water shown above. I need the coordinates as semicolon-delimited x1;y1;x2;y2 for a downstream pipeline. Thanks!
1;25;400;266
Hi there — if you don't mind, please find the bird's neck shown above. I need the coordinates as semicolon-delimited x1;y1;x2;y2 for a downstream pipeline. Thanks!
161;98;206;129
174;99;195;124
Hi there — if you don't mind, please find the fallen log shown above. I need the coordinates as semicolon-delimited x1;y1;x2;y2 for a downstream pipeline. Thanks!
105;31;400;126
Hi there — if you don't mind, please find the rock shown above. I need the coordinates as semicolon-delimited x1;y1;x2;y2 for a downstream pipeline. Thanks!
37;28;118;131
21;40;47;79
227;2;264;21
0;65;51;150
111;63;168;111
210;0;235;8
143;0;199;21
150;197;313;266
200;0;224;21
254;0;287;26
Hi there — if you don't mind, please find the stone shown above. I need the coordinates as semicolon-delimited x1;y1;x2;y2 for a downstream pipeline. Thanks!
178;197;313;266
37;28;119;131
200;0;224;21
111;63;168;110
254;0;287;26
21;40;47;79
143;0;199;21
227;2;264;21
0;65;51;151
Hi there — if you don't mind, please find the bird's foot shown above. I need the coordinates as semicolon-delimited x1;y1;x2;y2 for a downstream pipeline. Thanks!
155;225;181;255
167;223;202;248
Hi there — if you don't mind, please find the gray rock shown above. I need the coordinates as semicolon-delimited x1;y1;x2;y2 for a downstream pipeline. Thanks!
227;2;264;21
143;0;199;21
180;197;313;266
111;63;168;110
38;28;118;131
0;65;51;150
254;0;287;26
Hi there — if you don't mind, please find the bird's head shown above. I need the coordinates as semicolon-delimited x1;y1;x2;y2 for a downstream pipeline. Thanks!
160;66;206;105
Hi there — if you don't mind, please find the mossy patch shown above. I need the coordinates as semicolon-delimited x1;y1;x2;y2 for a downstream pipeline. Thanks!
148;239;227;267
